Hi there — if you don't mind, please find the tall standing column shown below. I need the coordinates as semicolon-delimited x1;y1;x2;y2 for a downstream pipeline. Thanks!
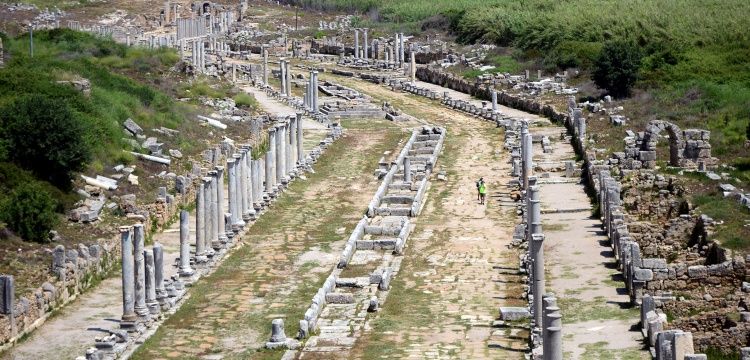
227;158;238;229
394;34;399;66
285;120;293;175
133;224;149;320
208;172;219;250
239;149;251;221
289;116;298;167
262;47;269;86
280;59;287;96
235;153;247;224
529;186;544;328
153;242;166;304
312;71;319;113
203;177;215;257
244;147;256;218
276;124;286;185
399;33;405;67
178;210;194;276
543;310;563;360
120;227;136;329
267;127;277;193
296;112;304;165
410;50;416;83
215;166;227;244
195;181;207;262
363;29;368;59
144;250;159;314
354;29;360;59
285;61;292;99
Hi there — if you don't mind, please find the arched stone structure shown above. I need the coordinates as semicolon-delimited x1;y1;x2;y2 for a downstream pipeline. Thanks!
638;120;716;170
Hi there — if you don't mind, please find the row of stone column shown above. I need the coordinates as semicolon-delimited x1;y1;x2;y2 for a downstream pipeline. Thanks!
303;71;319;114
119;225;167;329
519;124;561;360
191;39;205;73
176;17;207;40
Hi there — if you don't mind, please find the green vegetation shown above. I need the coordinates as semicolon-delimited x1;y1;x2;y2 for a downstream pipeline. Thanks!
1;182;58;242
0;29;185;241
0;94;91;188
233;92;258;109
593;40;643;98
692;193;750;250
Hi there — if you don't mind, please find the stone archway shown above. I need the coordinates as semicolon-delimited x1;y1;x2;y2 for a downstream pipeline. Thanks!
202;2;211;15
639;120;716;169
640;120;683;167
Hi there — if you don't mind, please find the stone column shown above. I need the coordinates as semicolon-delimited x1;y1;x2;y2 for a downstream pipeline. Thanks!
120;226;136;328
280;58;287;96
394;34;399;66
262;46;269;86
245;147;256;218
153;242;166;303
227;158;238;229
492;90;498;112
403;157;412;183
144;250;159;314
251;159;260;210
285;61;292;99
354;29;360;59
133;224;149;320
399;33;405;66
521;125;532;190
195;181;207;262
286;120;294;175
543;310;562;360
531;232;545;328
178;210;194;276
296;112;304;165
276;124;286;185
208;172;219;250
410;50;416;82
363;29;368;59
290;115;298;167
216;166;228;243
312;71;319;113
233;153;246;224
267;127;277;193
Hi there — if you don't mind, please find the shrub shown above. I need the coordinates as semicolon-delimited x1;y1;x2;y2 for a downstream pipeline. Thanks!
1;181;58;242
0;94;92;189
592;40;643;98
233;92;258;109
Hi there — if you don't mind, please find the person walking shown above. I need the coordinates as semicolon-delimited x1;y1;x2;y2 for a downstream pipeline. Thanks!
479;178;487;205
476;177;484;201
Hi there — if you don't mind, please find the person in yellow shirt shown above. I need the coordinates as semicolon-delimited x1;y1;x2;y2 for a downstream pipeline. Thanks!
479;179;487;205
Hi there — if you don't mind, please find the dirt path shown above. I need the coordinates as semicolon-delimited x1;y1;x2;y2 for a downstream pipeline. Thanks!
533;126;648;359
328;77;527;359
131;119;408;360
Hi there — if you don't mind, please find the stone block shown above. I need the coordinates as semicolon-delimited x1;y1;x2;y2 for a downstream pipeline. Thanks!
634;268;653;281
687;265;707;279
324;293;355;304
642;258;667;269
499;307;530;321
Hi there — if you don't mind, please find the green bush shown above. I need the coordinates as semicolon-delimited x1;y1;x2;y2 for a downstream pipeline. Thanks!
0;94;92;189
233;92;258;109
1;181;58;242
592;40;643;98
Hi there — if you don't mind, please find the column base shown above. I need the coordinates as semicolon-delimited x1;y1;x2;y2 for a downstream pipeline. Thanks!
195;254;208;263
218;234;228;244
135;307;150;322
178;267;195;277
147;301;161;315
205;247;216;257
120;317;137;331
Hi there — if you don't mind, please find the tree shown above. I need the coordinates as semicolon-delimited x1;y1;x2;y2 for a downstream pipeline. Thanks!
1;182;58;242
0;94;91;189
592;40;643;98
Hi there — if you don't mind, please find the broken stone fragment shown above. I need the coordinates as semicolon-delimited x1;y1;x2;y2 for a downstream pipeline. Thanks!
123;118;143;136
168;149;183;158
